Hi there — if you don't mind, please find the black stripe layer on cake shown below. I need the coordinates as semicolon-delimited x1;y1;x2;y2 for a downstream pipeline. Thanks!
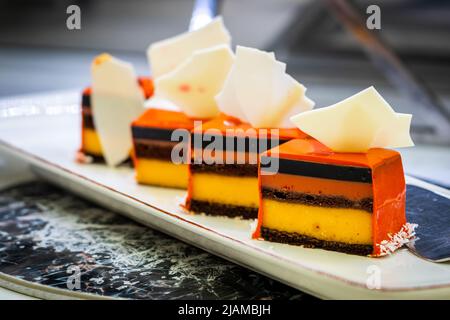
191;133;289;154
190;163;257;177
261;227;373;256
188;199;258;219
132;126;181;141
262;187;373;212
82;93;91;108
261;157;372;183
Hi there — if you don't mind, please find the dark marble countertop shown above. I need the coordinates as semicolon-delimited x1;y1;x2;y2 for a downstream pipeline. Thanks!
0;181;313;300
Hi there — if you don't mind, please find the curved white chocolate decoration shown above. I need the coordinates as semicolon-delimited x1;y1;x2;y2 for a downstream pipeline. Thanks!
148;16;231;79
155;45;234;119
290;86;414;153
215;46;314;128
91;54;145;166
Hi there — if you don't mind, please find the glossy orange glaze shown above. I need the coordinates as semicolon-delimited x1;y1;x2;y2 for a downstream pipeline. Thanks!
266;138;400;168
371;155;406;256
253;138;407;256
196;113;307;140
261;173;373;201
82;87;92;96
137;77;154;99
132;108;196;130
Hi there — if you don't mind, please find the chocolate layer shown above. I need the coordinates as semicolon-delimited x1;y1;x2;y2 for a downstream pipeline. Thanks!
190;163;257;177
262;187;373;212
191;133;289;154
187;199;258;219
261;227;373;256
134;140;183;161
82;114;95;129
261;157;372;183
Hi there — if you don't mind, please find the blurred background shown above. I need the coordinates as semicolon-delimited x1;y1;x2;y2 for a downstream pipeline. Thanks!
0;0;449;182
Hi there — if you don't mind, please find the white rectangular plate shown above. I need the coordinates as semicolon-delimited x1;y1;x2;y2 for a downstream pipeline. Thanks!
1;91;450;299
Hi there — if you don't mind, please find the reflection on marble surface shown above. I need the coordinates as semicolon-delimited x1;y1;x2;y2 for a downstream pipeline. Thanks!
406;185;450;262
0;181;310;300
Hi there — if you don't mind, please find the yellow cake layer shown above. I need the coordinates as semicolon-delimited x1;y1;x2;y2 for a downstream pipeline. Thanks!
82;128;103;156
262;199;372;245
135;158;188;189
191;173;259;208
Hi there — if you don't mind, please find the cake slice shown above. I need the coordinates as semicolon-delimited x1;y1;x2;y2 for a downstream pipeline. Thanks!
253;138;409;256
80;87;102;160
263;86;417;256
131;108;195;189
80;77;153;162
185;113;306;219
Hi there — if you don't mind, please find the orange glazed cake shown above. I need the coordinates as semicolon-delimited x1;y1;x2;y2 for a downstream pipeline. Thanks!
185;113;307;219
80;77;154;161
254;86;417;256
131;109;196;189
253;138;409;256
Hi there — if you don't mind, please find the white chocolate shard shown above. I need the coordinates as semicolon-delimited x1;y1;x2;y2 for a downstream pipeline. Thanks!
279;96;316;128
215;46;314;128
290;86;414;153
91;54;145;166
148;16;231;79
214;65;247;122
155;45;234;119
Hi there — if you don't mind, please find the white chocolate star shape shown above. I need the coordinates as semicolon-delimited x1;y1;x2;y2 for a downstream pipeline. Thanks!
215;46;314;128
290;86;414;153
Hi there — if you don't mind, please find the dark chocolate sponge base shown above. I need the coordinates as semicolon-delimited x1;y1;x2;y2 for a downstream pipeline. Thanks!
187;199;258;220
133;141;178;160
82;114;95;129
260;227;373;256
